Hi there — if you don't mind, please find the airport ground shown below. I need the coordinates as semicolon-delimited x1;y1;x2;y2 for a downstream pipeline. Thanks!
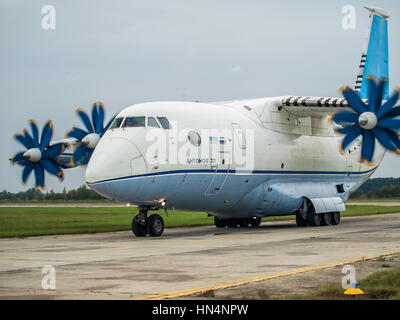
0;205;399;300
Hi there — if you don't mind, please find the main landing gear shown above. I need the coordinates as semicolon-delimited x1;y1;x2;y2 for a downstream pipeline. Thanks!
296;199;341;227
214;216;261;228
132;207;165;237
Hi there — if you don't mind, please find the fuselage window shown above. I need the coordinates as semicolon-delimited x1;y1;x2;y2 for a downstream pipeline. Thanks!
157;117;171;129
188;130;201;147
123;116;145;128
148;117;160;128
110;117;124;129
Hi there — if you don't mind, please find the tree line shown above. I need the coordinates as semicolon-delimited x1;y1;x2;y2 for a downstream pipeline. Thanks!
350;177;400;199
0;185;106;201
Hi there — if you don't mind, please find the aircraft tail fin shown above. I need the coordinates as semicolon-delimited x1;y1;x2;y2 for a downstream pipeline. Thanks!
355;7;389;100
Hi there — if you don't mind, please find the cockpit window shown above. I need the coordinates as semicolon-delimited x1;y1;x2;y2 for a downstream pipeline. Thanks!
123;116;145;128
110;117;124;129
147;117;160;128
157;117;171;129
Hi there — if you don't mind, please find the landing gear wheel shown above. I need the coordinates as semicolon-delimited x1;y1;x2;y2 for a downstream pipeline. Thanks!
132;215;147;237
239;219;250;228
321;212;332;226
296;212;308;227
147;214;164;237
307;206;321;226
250;217;261;227
331;212;341;225
226;218;240;228
214;216;227;228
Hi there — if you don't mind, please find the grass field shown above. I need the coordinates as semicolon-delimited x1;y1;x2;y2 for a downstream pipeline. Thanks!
0;205;400;238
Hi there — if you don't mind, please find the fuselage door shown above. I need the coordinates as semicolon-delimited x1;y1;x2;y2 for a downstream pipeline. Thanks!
204;151;230;196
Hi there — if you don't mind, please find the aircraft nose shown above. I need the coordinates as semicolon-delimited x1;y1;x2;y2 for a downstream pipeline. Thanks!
85;137;143;184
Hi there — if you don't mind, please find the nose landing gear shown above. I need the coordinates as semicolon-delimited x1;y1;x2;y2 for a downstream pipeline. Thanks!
131;206;165;237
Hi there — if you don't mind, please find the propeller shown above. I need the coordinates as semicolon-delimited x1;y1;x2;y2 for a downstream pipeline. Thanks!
66;102;115;167
330;76;400;165
10;120;68;189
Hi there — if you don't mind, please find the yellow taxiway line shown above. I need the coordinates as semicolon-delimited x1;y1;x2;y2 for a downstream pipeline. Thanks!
134;250;400;300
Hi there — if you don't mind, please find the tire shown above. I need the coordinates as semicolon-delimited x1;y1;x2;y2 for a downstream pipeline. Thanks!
132;215;147;237
321;212;332;226
147;214;164;237
331;212;341;225
250;217;261;227
296;212;308;227
239;219;250;228
307;206;321;226
226;218;240;228
214;216;227;228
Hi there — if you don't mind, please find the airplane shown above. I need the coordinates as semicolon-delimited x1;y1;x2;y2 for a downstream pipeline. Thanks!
10;6;400;237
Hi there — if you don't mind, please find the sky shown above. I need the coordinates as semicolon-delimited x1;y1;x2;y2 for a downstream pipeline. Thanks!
1;0;400;192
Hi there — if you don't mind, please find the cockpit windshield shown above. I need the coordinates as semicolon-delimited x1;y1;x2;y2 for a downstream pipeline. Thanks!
123;116;145;127
157;117;171;129
110;117;124;129
109;116;171;130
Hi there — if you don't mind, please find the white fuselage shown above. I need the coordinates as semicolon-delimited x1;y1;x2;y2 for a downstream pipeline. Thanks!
85;98;384;218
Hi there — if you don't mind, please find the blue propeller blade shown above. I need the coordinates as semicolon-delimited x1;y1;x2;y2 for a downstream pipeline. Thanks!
360;130;375;164
29;120;40;148
377;118;400;131
92;103;105;134
10;151;25;165
384;106;400;119
66;127;89;140
372;128;400;153
22;162;34;185
101;114;116;136
72;145;90;166
76;109;94;133
331;111;359;124
341;87;366;115
34;165;45;189
376;88;399;119
40;159;63;178
384;130;400;153
39;121;53;151
42;142;66;159
23;129;35;149
13;133;34;149
334;123;358;135
91;105;99;133
367;76;379;112
340;125;363;154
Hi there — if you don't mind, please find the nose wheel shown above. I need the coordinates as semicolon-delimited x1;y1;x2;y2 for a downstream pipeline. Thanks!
131;207;165;237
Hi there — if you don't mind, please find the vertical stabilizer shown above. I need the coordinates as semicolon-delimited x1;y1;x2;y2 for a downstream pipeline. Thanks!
355;7;389;100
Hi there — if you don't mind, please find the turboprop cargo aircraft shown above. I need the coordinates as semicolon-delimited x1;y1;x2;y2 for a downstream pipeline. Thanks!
10;7;400;237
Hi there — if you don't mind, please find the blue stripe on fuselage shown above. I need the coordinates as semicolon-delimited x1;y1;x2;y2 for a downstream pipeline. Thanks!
87;167;377;185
